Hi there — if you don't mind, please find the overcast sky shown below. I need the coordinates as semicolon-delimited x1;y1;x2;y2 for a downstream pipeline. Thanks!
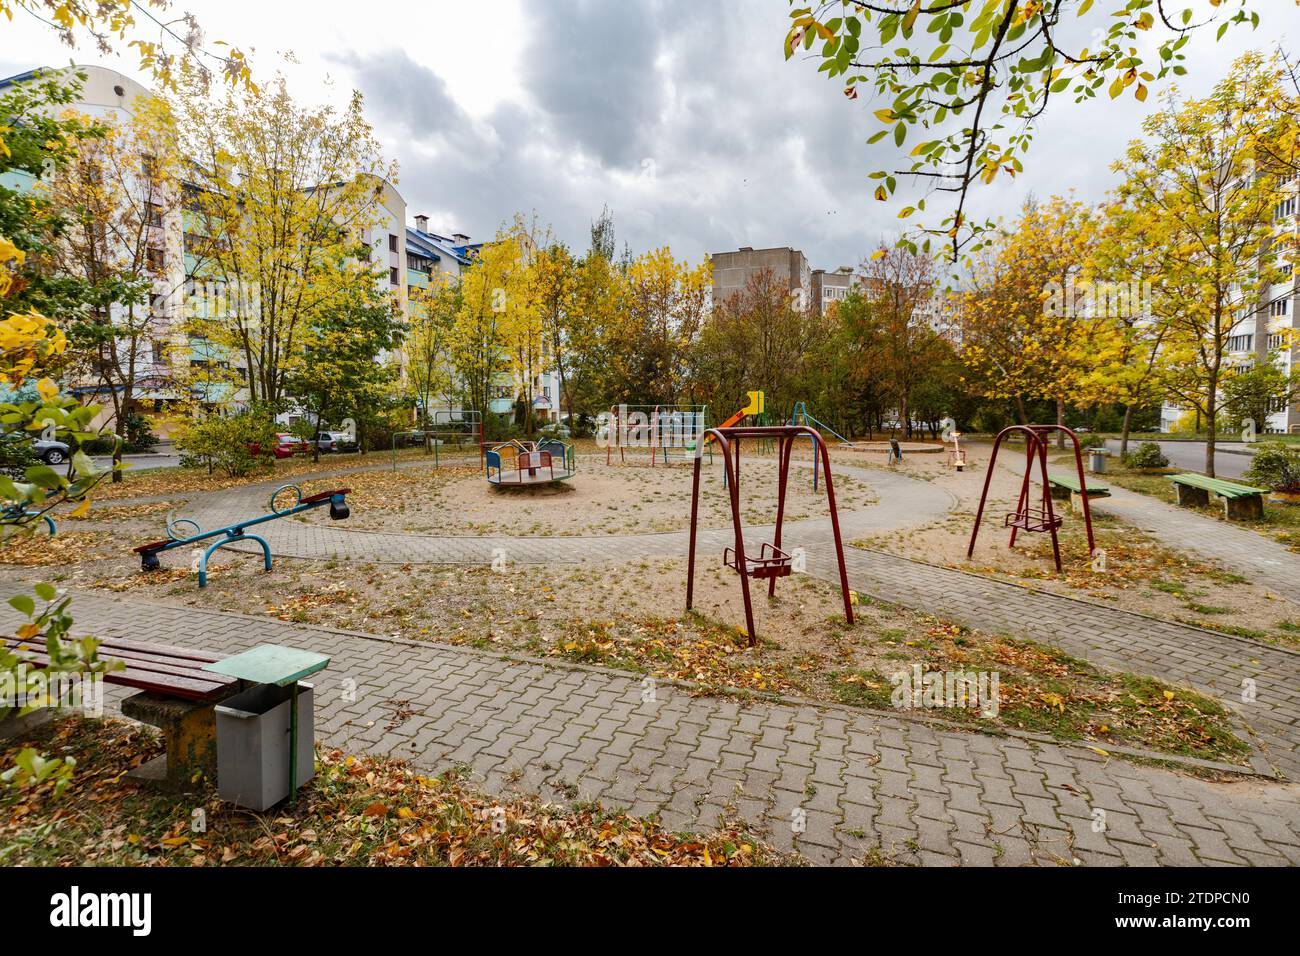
4;1;1300;272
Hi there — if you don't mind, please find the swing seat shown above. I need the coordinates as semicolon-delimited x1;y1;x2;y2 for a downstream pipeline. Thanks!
1004;506;1063;534
723;542;793;580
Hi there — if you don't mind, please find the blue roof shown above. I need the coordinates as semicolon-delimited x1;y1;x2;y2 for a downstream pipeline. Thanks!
405;227;481;267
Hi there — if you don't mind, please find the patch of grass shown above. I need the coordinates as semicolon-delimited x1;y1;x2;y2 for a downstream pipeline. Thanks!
829;669;893;709
1176;619;1274;642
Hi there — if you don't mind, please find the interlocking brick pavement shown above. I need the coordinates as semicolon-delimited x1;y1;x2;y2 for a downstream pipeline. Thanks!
161;457;1300;781
2;582;1296;867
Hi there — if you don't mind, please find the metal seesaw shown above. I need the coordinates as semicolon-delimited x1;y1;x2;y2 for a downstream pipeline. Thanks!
133;483;351;588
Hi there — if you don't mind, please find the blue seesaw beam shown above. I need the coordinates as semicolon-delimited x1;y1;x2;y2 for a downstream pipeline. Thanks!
133;484;350;588
1;504;57;537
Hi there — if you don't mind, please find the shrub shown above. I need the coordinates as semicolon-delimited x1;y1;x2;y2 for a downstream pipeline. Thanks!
1124;441;1169;470
1243;442;1300;494
1075;432;1105;449
173;411;277;477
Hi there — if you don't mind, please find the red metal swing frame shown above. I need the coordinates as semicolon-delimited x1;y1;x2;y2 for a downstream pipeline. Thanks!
967;424;1095;572
686;425;855;646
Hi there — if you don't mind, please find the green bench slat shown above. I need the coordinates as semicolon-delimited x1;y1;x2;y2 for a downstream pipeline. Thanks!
1046;475;1110;495
1167;473;1267;498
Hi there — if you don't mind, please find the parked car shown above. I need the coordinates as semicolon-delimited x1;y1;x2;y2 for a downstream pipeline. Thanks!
245;435;303;459
33;439;70;465
313;431;358;453
272;433;306;459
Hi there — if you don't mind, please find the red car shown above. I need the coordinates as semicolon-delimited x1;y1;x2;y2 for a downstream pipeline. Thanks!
271;433;306;458
247;434;307;459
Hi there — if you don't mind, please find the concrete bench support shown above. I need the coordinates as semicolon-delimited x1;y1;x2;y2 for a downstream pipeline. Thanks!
1223;494;1263;521
1174;483;1210;508
121;688;238;789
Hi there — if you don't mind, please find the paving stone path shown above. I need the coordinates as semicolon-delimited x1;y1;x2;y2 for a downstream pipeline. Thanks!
2;582;1297;867
23;453;1298;864
156;456;1300;781
1034;465;1300;603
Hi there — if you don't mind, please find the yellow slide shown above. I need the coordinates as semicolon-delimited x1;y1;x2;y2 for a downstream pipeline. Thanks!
705;390;764;444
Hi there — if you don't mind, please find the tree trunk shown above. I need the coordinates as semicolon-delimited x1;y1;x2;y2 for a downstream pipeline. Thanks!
1015;395;1029;425
1120;404;1133;459
1205;407;1217;479
1055;398;1066;448
110;393;125;483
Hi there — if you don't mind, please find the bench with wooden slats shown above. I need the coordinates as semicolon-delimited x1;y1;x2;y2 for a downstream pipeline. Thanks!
1167;472;1267;520
2;634;239;701
1046;474;1111;497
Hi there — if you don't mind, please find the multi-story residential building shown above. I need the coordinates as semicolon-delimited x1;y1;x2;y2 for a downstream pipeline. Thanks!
811;266;857;317
1161;175;1299;434
710;246;811;312
405;215;480;290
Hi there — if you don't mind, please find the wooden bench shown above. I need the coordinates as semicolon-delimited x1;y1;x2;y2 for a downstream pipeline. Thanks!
1167;473;1267;520
2;634;239;789
1046;474;1110;513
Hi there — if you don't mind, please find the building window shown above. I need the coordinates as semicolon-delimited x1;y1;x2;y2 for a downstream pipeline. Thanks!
389;267;400;286
1277;197;1296;220
144;202;163;227
1226;333;1254;352
1271;297;1290;317
1269;333;1287;350
388;234;398;253
146;246;165;273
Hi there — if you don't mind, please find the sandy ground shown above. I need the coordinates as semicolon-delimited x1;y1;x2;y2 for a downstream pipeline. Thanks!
840;442;1300;649
291;456;877;536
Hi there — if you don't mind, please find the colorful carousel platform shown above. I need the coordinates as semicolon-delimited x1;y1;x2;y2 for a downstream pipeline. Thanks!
485;439;577;487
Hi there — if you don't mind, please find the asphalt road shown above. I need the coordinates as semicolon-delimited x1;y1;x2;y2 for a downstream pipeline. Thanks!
90;452;182;471
1101;439;1252;479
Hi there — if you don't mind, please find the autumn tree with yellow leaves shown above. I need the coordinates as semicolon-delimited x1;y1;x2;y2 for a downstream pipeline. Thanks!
603;248;709;406
171;71;398;409
960;196;1101;431
1110;53;1296;475
449;223;532;428
787;0;1290;260
40;93;186;478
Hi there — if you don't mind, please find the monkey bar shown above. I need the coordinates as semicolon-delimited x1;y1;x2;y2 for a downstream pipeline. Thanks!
603;404;708;465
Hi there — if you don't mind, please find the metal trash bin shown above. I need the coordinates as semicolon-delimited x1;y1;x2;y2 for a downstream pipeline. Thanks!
1088;449;1107;474
214;681;314;810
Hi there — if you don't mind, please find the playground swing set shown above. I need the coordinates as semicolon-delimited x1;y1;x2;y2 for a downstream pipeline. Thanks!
133;483;351;588
485;438;577;486
686;424;855;646
967;424;1095;573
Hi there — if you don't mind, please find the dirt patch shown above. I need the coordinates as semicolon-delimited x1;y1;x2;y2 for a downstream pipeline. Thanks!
0;718;788;866
293;456;876;537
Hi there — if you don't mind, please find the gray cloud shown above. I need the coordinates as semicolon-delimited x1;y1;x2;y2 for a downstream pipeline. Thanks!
328;2;1300;271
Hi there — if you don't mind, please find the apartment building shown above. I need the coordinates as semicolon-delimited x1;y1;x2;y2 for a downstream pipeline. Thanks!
811;266;857;317
1160;178;1299;433
710;246;812;312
